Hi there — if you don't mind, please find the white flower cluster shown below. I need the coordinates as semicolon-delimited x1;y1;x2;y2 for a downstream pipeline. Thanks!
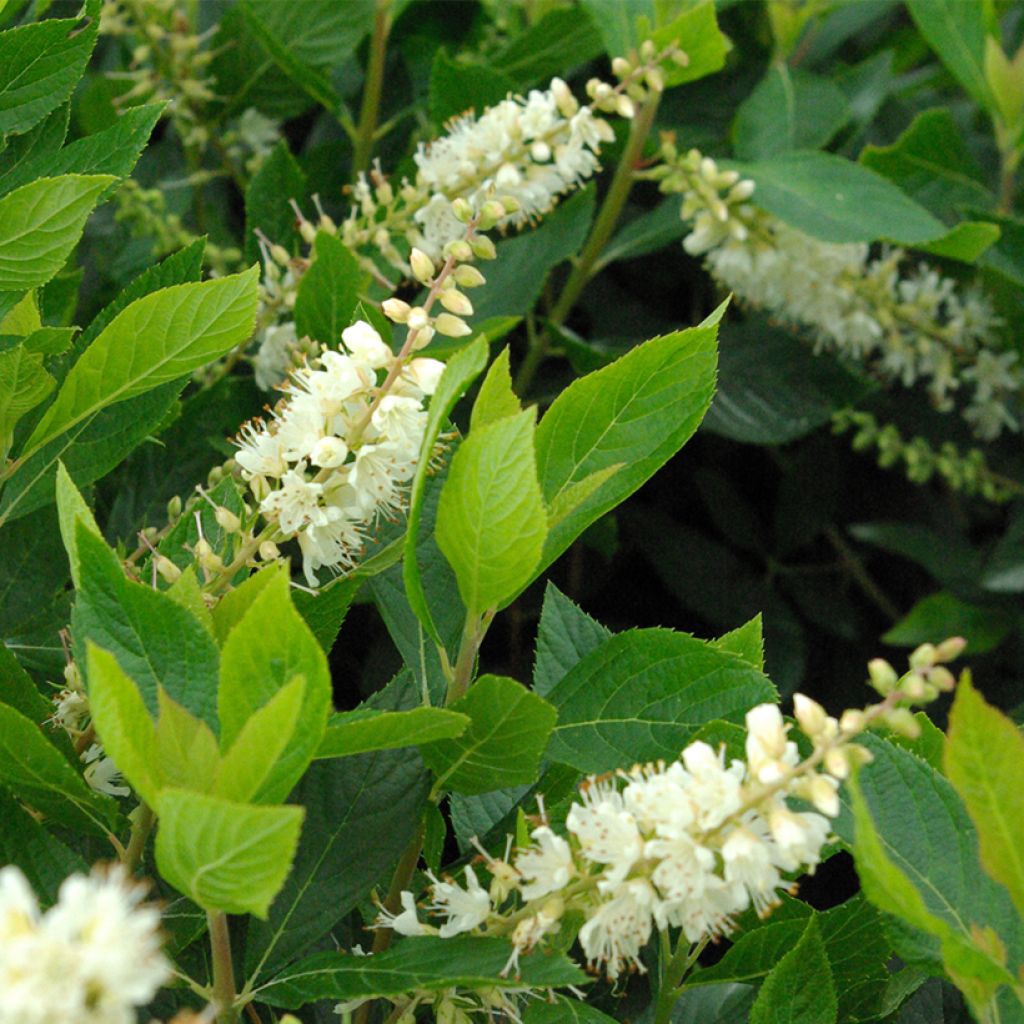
0;865;169;1024
657;148;1020;441
236;321;445;585
379;697;856;981
409;79;614;259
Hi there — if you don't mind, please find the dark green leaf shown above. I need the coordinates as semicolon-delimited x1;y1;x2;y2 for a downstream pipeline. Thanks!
748;916;837;1024
532;581;612;698
293;232;364;347
883;592;1012;654
429;50;516;125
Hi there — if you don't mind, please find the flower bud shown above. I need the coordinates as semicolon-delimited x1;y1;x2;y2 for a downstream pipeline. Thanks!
885;707;921;739
451;197;474;223
453;264;486;288
839;708;867;734
318;213;337;234
409;247;435;284
928;666;956;692
166;495;182;522
470;235;497;260
824;746;851;779
645;66;665;93
443;239;474;262
640;39;656;61
259;540;280;562
440;289;473;316
155;555;182;584
550;77;578;117
616;94;636;119
298;220;318;245
934;636;966;662
807;774;840;817
382;298;411;323
793;693;828;739
214;506;240;533
411;324;435;349
672;47;691;66
310;436;349;468
407;306;430;332
900;674;930;702
611;56;632;79
434;313;472;338
270;244;290;266
909;643;936;671
867;657;898;695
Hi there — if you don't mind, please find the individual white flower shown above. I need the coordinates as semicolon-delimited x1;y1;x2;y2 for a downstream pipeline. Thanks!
427;867;492;938
0;866;38;941
621;760;693;836
376;891;431;936
514;827;574;901
259;467;326;534
720;826;781;915
236;421;287;479
679;741;744;830
400;357;445;397
745;703;798;785
578;879;656;979
342;320;393;369
646;832;715;902
768;807;831;873
659;870;745;944
566;778;643;885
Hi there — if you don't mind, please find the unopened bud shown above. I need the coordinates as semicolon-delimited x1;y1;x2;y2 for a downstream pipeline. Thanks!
443;239;473;262
470;235;496;260
409;247;434;284
318;213;337;234
550;77;578;117
640;39;657;61
382;298;411;323
901;675;930;702
616;94;636;119
299;220;317;245
434;313;472;338
928;666;956;692
672;47;690;66
645;66;665;93
270;244;290;266
310;436;349;468
885;707;921;739
259;540;280;562
867;658;898;695
934;636;966;662
407;306;430;332
909;643;936;671
793;693;828;738
453;264;486;288
611;56;632;79
214;507;240;533
155;555;182;584
439;289;473;316
839;708;867;734
451;197;474;223
411;324;435;349
166;495;182;522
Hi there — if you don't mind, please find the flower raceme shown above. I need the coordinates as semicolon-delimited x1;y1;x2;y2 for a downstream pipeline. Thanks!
0;865;169;1024
375;641;963;984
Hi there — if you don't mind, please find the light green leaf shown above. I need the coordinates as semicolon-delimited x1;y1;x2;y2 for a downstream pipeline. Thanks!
55;460;99;589
210;561;281;645
545;628;776;772
421;674;557;795
733;65;848;161
0;5;100;136
215;676;306;803
713;614;764;670
294;232;364;346
25;267;259;455
84;643;159;806
749;916;838;1024
535;322;718;570
255;935;586;1009
0;343;53;456
469;347;520;432
735;152;947;245
436;408;548;615
155;788;304;917
0;701;119;836
883;592;1011;655
906;0;993;109
946;675;1024;917
153;688;220;793
915;221;1000;263
403;334;488;642
316;705;469;759
0;175;114;293
532;581;612;698
166;567;215;635
651;1;727;87
218;564;330;803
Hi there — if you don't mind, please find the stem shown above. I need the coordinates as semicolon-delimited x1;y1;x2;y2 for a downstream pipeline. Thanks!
123;803;155;874
653;934;709;1024
208;911;239;1024
998;146;1019;215
444;610;493;707
352;0;392;177
548;95;661;329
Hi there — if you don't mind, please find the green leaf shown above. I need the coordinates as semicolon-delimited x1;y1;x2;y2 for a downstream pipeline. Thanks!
545;628;776;772
915;221;1000;263
292;576;359;653
749;916;838;1024
316;705;469;759
0;701;118;836
0;639;54;725
946;675;1024;918
55;459;99;588
0;105;69;197
243;140;307;264
713;614;765;670
0;5;99;136
470;347;520;432
403;334;488;643
733;65;848;161
293;232;363;347
0;343;53;456
437;408;548;615
598;197;685;270
215;675;306;803
532;581;612;698
155;788;304;917
534;321;717;569
84;643;160;805
255;935;587;1009
906;0;992;109
166;567;215;635
421;674;557;795
490;7;603;87
218;563;331;803
0;175;114;292
153;687;220;793
859;109;994;220
73;522;221;727
24;267;259;456
429;49;517;125
651;1;728;87
883;592;1012;655
734;152;947;245
524;999;619;1024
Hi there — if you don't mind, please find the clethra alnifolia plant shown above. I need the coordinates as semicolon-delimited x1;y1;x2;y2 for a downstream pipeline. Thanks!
1;3;1023;1024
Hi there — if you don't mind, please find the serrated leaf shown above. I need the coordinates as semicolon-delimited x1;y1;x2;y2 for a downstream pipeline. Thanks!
0;639;54;725
255;935;586;1009
532;581;611;698
436;408;548;615
946;675;1024;918
749;916;837;1024
153;687;220;793
0;343;53;455
316;705;469;759
55;459;98;588
0;5;100;136
243;140;307;263
535;322;717;571
155;788;303;917
906;0;992;109
469;347;520;432
294;232;363;346
0;105;69;197
421;674;557;795
713;614;764;670
25;267;259;456
429;49;516;125
0;701;119;837
218;564;330;803
291;576;358;653
884;592;1011;654
0;175;114;293
545;628;776;772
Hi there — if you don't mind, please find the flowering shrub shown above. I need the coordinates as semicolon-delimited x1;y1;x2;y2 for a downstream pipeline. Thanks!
1;2;1023;1024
